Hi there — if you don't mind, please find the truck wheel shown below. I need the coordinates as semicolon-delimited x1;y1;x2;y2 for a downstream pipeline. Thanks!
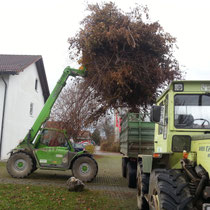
148;169;193;210
137;162;149;210
7;152;33;178
122;157;127;178
72;156;98;182
127;161;137;188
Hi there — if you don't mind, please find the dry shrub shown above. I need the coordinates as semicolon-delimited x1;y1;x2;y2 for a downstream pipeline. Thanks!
84;144;95;154
100;141;120;153
100;135;120;152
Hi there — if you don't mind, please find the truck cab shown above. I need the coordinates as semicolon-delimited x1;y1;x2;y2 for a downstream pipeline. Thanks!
151;81;210;171
137;81;210;210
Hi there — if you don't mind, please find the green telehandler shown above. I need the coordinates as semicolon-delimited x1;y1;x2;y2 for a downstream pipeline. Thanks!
137;81;210;209
6;66;98;182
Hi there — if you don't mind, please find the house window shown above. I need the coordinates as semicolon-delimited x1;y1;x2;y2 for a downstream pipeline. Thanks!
35;79;38;91
30;103;34;116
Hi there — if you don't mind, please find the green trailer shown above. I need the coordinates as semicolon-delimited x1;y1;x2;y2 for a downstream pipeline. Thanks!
120;113;155;188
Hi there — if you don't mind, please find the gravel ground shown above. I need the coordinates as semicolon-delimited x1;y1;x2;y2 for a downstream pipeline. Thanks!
0;152;136;203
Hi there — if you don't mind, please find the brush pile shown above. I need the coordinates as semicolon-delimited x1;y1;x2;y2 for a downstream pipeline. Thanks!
68;2;181;112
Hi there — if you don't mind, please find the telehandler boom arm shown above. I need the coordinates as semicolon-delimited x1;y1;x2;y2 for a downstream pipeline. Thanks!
23;66;85;144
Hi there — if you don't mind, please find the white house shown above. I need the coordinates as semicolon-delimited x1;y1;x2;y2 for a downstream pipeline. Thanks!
0;55;49;160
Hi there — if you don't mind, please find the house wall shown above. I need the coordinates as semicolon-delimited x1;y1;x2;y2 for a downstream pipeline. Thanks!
1;63;45;159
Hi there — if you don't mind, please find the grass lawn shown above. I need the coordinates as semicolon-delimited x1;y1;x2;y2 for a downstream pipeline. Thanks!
0;162;5;167
0;154;137;209
95;155;122;177
0;183;136;210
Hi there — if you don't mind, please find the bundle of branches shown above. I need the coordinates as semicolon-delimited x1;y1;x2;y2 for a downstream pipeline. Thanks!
69;2;182;112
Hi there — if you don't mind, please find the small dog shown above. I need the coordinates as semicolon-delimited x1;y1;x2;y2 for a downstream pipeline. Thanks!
67;177;85;192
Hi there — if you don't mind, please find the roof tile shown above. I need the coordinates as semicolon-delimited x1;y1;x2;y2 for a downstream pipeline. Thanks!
0;54;41;73
0;54;50;101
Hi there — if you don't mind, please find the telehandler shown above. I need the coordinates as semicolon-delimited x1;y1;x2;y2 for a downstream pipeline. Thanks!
6;66;98;182
137;81;210;209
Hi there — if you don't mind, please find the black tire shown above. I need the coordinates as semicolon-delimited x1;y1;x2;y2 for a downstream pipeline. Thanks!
137;162;149;210
148;169;193;210
127;161;137;188
72;156;98;182
7;152;33;178
31;159;37;173
122;157;128;178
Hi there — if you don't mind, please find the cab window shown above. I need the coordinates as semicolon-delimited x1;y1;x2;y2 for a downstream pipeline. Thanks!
174;94;210;129
39;130;67;147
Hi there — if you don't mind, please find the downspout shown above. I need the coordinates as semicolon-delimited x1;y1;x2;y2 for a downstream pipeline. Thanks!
0;76;7;159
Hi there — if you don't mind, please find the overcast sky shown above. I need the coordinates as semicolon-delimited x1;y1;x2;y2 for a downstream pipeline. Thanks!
0;0;210;91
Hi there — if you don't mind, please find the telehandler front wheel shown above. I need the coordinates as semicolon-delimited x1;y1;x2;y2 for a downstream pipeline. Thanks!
72;156;98;182
7;152;33;178
148;169;193;210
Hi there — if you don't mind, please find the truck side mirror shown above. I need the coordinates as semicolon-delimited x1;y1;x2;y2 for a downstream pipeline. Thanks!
150;106;161;123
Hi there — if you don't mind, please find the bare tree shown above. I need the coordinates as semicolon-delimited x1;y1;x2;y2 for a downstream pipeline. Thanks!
50;79;103;140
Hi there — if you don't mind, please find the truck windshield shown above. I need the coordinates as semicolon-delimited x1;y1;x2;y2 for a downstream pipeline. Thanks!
174;94;210;129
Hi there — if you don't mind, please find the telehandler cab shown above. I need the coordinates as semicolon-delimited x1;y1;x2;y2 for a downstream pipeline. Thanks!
6;66;98;182
137;81;210;210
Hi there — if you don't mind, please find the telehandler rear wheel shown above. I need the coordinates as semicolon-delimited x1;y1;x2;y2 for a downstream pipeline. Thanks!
148;169;193;210
7;152;33;178
72;156;98;182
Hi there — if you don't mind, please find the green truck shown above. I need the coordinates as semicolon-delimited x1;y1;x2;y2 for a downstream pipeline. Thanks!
120;113;155;188
137;81;210;209
6;67;98;182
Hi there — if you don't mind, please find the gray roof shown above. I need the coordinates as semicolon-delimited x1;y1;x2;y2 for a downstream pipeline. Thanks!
0;54;50;102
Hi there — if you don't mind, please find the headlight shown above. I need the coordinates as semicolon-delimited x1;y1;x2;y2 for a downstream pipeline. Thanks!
172;135;191;152
173;83;184;92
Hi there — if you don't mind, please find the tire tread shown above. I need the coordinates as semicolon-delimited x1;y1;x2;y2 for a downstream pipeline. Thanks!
7;152;33;178
72;156;98;182
149;169;193;210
